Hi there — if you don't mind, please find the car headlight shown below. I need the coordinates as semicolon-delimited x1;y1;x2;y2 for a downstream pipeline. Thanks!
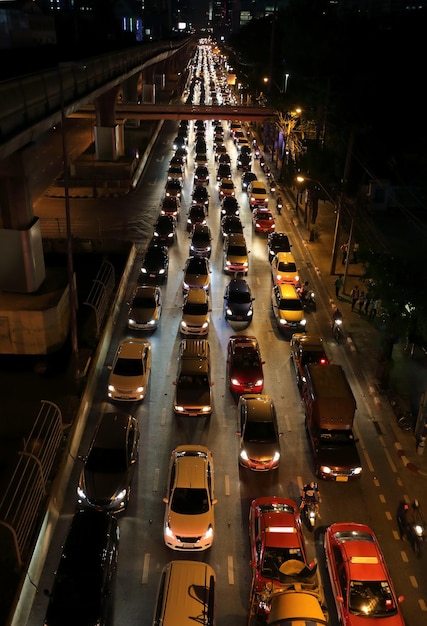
240;450;249;461
353;466;363;475
148;319;156;326
203;525;213;540
141;267;147;273
167;232;174;237
136;386;144;393
108;384;116;392
231;378;239;386
128;318;136;326
77;486;87;500
226;307;233;315
201;406;211;412
272;452;280;462
300;319;307;326
255;379;263;387
320;465;332;474
175;405;184;412
165;524;176;539
202;322;209;329
153;231;159;237
295;275;300;282
180;321;187;329
247;309;253;317
159;269;165;274
114;489;127;502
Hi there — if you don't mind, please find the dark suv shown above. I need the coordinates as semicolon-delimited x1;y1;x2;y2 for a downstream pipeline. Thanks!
44;509;119;626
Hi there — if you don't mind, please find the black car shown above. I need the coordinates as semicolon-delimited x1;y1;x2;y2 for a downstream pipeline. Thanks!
173;135;186;150
194;165;209;185
44;510;119;626
189;224;212;258
221;215;244;239
241;171;257;191
216;162;232;181
224;278;255;323
140;244;169;282
153;215;177;245
221;196;240;218
165;179;182;199
237;153;252;171
195;138;207;154
160;196;180;220
174;146;188;163
192;185;209;210
218;151;231;165
187;204;207;232
240;145;252;158
267;231;292;261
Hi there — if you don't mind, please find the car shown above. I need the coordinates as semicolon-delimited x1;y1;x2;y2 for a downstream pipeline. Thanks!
77;412;139;513
271;284;307;334
267;231;292;261
218;178;235;199
173;135;186;150
252;209;275;233
163;444;217;551
192;184;209;210
249;496;307;595
169;154;186;170
213;135;224;149
236;394;281;470
127;285;162;331
194;165;209;185
194;152;208;167
182;256;211;293
242;171;257;191
324;522;406;626
230;121;242;137
216;162;232;181
218;151;231;165
290;334;329;386
227;335;264;394
224;278;254;323
43;510;119;626
189;224;212;258
223;232;249;274
180;288;210;335
186;204;207;232
233;129;245;143
221;215;244;239
237;153;251;170
271;252;300;287
165;179;182;199
140;244;169;282
167;165;183;182
173;339;212;416
195;138;207;154
153;215;177;245
160;196;180;220
174;146;188;164
248;181;269;208
220;196;240;219
213;123;224;137
239;144;252;158
107;338;152;401
194;119;205;130
214;144;228;161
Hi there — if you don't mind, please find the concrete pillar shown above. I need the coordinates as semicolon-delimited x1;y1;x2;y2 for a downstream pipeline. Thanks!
94;86;122;160
0;149;45;293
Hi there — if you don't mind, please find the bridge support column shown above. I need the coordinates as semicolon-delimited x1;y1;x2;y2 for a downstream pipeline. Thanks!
0;149;45;293
94;87;123;160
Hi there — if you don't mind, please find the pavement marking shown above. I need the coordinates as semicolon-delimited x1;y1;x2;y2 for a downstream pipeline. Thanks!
153;467;160;493
394;441;424;474
401;550;409;562
419;599;427;611
283;413;292;432
373;477;380;487
410;575;418;589
392;529;400;540
161;407;166;426
384;446;398;473
227;555;234;584
224;474;230;496
385;511;392;521
142;553;150;584
379;494;386;503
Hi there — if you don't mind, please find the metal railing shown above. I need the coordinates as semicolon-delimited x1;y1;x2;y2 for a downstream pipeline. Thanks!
84;260;116;337
0;400;63;568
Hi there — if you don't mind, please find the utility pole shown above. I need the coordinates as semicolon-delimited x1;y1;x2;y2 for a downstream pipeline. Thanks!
330;128;354;276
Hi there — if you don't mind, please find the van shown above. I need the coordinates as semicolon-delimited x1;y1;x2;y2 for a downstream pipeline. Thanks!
152;560;216;626
173;339;212;416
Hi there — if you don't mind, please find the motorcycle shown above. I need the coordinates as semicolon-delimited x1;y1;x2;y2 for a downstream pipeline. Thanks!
397;502;425;557
332;317;344;343
254;146;260;159
300;289;316;311
276;197;283;215
269;179;277;195
302;499;318;529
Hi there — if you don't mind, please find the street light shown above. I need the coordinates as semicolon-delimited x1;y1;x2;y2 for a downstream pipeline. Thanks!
295;175;337;242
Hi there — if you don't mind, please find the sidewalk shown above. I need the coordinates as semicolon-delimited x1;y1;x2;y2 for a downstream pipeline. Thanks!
262;148;427;478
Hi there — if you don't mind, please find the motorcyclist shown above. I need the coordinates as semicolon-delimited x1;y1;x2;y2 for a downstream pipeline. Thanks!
276;194;283;214
260;155;265;170
332;306;343;326
299;280;310;302
397;499;425;543
300;482;321;515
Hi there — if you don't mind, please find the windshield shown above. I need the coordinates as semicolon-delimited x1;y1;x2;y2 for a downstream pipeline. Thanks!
349;580;397;617
229;291;251;304
132;297;155;309
228;246;247;256
279;299;303;311
113;357;143;377
244;420;276;443
86;447;127;473
171;487;209;514
184;303;209;315
278;262;297;273
261;547;304;580
188;260;208;274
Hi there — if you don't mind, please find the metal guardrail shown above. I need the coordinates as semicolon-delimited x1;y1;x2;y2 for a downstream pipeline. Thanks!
84;260;116;337
0;400;63;568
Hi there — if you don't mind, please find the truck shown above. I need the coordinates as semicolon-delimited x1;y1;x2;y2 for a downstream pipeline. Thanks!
301;363;362;481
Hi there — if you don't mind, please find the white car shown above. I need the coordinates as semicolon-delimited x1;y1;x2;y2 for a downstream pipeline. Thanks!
107;338;152;401
163;445;217;550
180;288;210;335
127;285;162;331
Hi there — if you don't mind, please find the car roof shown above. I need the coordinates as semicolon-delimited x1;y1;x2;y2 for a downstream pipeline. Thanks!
292;334;324;349
328;523;386;581
117;338;150;359
276;251;296;262
174;451;210;489
277;283;299;298
226;233;246;246
92;412;133;449
185;288;208;304
242;394;275;422
228;277;250;292
135;285;159;297
229;335;258;350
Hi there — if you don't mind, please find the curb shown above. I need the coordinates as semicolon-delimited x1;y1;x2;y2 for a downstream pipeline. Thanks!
394;441;427;475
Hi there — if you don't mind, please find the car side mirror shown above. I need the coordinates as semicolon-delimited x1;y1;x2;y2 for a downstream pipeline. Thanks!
252;298;255;301
236;431;241;436
336;596;344;604
262;361;265;365
107;365;112;370
163;497;169;504
212;499;218;505
172;381;177;386
398;595;405;604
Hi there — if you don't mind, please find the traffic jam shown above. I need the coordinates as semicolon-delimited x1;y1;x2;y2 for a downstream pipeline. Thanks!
38;40;420;626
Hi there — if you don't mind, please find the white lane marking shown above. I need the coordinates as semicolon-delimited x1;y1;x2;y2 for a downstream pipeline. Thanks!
410;575;418;588
401;551;408;562
161;407;166;426
142;553;150;584
228;555;234;584
153;468;160;493
419;599;427;611
225;474;230;496
379;494;386;504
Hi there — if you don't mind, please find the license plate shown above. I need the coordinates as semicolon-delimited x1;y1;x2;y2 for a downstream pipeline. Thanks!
336;476;348;482
149;273;156;278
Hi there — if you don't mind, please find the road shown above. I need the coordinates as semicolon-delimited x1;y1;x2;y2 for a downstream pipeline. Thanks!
24;115;427;626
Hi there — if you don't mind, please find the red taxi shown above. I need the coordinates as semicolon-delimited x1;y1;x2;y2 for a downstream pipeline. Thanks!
324;522;405;626
249;497;307;595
